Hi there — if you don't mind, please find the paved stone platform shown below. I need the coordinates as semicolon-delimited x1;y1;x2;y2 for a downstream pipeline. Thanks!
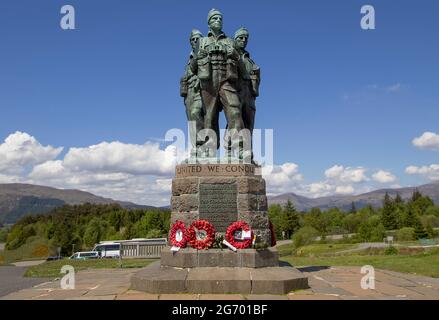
161;247;279;268
2;265;439;300
131;261;308;294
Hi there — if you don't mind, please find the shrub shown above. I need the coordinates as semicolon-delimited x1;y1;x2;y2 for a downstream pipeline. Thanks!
3;236;49;262
370;223;386;242
292;226;319;248
396;227;415;241
31;244;49;258
385;246;399;255
0;227;9;243
146;229;164;238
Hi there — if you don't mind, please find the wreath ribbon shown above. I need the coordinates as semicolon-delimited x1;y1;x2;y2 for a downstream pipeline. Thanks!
169;220;187;248
225;221;253;249
187;220;216;250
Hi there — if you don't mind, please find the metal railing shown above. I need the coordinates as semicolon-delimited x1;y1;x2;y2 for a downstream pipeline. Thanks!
120;240;167;259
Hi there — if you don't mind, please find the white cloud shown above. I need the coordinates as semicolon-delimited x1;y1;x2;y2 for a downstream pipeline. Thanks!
386;83;401;92
263;163;399;198
0;131;183;206
372;170;397;183
63;141;177;176
405;164;439;181
412;132;439;151
335;185;355;195
26;141;180;206
0;131;63;174
307;182;334;197
0;173;22;184
262;163;303;194
325;165;368;183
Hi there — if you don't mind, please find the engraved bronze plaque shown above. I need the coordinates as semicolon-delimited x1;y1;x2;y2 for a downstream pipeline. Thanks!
199;183;238;232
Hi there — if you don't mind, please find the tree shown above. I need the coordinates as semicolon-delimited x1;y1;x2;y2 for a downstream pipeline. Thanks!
342;214;361;233
292;226;319;248
281;200;300;239
381;193;398;230
268;204;283;239
396;227;415;241
394;193;404;205
350;202;357;214
413;218;428;240
403;206;419;228
359;215;385;242
411;188;422;202
303;208;326;234
0;226;9;243
83;218;106;248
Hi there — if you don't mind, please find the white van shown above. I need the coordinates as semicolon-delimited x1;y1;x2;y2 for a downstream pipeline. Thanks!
69;251;99;260
92;242;121;259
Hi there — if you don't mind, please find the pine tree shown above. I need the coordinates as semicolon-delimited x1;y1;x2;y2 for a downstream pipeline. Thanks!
281;200;300;239
411;188;422;203
404;206;419;228
394;193;404;205
414;218;428;240
382;193;398;230
350;202;357;214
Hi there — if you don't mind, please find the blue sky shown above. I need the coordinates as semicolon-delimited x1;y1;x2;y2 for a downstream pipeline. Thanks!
0;0;438;205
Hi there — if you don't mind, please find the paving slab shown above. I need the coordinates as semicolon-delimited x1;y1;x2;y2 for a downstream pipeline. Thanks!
116;291;159;300
250;267;309;294
186;267;251;294
159;294;200;300
288;294;341;300
2;264;439;300
199;294;245;300
72;295;117;300
246;294;288;300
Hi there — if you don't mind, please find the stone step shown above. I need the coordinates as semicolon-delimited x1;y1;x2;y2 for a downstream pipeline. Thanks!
131;262;308;295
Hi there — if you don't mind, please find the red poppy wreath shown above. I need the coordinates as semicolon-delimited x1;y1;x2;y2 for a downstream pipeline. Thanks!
225;221;253;249
187;220;216;250
169;220;187;248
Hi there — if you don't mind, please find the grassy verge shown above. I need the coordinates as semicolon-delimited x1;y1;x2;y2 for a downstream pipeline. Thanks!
281;249;439;278
24;258;158;278
277;243;357;257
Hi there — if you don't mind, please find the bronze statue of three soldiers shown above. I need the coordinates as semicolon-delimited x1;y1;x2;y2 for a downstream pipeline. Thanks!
180;9;260;163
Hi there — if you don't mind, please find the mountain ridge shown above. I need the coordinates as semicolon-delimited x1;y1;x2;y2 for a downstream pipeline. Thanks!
0;183;155;224
268;181;439;211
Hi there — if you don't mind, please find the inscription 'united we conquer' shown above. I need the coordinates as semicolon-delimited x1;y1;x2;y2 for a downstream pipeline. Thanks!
176;164;256;177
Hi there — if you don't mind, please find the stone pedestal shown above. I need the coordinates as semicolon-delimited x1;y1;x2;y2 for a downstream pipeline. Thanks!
161;247;279;268
131;261;309;295
130;163;309;294
171;163;271;246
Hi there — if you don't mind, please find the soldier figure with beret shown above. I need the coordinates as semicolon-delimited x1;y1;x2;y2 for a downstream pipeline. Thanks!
180;29;204;159
191;9;244;158
234;27;260;162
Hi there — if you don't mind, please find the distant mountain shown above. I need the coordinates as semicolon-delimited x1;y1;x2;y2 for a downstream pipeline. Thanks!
268;181;439;212
0;183;156;224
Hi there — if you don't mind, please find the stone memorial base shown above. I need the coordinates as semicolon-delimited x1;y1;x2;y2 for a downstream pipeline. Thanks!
161;247;279;268
130;162;308;294
131;261;309;295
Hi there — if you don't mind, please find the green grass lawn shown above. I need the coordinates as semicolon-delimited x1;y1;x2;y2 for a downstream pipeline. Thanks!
24;258;158;278
281;250;439;278
277;243;357;257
